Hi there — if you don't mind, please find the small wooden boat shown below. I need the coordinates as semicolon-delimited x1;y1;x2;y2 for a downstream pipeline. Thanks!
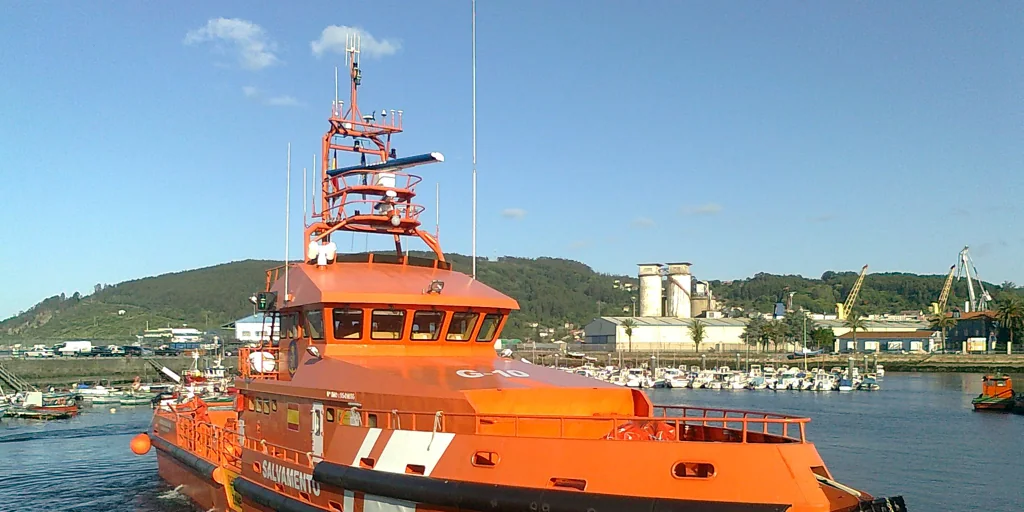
9;407;75;420
120;393;157;406
972;374;1015;411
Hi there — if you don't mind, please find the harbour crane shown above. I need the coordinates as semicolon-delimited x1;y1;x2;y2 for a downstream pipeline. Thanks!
836;265;868;320
956;246;992;312
929;265;956;315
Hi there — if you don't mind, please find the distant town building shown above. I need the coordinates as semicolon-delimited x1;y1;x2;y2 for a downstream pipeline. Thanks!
232;314;281;343
142;326;205;350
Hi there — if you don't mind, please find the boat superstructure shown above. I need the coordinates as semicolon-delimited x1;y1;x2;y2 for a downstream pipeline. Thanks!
137;34;906;512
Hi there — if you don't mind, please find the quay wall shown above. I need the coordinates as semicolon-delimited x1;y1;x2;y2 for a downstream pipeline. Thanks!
0;356;228;387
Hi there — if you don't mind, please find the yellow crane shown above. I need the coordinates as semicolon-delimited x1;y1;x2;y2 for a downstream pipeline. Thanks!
836;265;868;320
929;265;956;315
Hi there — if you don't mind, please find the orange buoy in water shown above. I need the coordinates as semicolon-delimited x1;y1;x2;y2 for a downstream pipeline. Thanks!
130;433;152;455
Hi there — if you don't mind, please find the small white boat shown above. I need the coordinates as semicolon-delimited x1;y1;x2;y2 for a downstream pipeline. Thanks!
875;365;885;378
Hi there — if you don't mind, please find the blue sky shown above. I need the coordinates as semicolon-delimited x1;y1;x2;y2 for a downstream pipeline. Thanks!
1;1;1021;319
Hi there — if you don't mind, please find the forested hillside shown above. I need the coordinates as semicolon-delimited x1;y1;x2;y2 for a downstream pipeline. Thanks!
0;255;636;341
3;256;1018;342
710;270;1017;316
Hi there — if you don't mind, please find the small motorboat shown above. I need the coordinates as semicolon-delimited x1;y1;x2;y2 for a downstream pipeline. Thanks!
858;376;880;391
972;374;1015;411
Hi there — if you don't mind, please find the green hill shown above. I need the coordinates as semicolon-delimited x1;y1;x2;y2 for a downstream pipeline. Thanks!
0;255;637;341
2;256;1017;342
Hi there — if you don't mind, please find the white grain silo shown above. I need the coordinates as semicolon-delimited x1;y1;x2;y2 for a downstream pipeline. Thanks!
637;264;663;317
665;263;693;318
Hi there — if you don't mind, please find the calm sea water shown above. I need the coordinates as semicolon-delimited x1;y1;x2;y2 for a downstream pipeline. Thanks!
1;373;1021;511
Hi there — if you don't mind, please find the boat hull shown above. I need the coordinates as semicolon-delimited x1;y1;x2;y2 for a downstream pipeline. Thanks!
154;440;229;511
972;398;1015;411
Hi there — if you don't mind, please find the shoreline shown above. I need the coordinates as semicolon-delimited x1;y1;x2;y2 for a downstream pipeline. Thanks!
516;352;1024;374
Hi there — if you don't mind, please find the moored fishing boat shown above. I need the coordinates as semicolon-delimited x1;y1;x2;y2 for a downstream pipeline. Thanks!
131;32;906;512
972;374;1015;411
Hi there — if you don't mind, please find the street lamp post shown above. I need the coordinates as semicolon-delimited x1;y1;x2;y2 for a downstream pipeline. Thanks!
803;316;808;370
630;296;637;317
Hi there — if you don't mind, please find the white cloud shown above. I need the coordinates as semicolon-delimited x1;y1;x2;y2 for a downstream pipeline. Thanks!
500;208;526;220
241;86;301;107
311;25;400;58
185;18;280;70
265;95;300;107
631;216;655;229
682;203;722;216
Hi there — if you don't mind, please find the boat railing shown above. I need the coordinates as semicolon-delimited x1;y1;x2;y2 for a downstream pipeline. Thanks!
158;409;243;473
327;169;423;196
238;346;280;380
158;407;313;471
342;404;809;444
325;198;427;226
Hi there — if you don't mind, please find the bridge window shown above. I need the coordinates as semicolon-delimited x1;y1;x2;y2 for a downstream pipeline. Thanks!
305;309;324;340
411;311;445;341
476;314;503;342
446;312;479;342
282;313;299;338
371;309;406;340
333;309;364;340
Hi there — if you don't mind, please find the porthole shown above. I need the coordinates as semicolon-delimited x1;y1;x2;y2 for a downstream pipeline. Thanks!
672;462;715;479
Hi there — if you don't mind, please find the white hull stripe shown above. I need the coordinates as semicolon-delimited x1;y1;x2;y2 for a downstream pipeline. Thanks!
373;430;455;476
352;428;382;465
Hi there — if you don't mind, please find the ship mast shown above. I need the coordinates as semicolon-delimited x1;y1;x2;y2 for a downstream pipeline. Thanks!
304;33;446;266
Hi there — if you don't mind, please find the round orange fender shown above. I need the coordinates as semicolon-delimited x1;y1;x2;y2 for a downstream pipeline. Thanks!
130;433;152;455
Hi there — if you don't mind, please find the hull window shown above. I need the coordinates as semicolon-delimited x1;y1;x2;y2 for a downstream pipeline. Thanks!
371;309;406;340
446;312;480;342
411;311;446;341
333;308;364;340
476;314;503;342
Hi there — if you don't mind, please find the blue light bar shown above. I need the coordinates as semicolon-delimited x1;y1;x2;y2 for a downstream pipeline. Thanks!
326;152;444;177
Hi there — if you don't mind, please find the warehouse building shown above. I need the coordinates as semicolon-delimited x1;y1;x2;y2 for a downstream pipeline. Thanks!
835;330;941;353
582;317;931;354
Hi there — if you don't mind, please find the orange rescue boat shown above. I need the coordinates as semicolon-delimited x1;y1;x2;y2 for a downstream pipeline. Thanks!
137;35;907;512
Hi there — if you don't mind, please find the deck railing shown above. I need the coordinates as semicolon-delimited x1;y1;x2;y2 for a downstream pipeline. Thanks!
152;402;811;489
334;404;809;444
238;347;280;380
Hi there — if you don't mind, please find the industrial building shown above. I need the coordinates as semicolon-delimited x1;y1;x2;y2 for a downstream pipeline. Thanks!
582;317;930;353
835;330;941;353
580;262;930;353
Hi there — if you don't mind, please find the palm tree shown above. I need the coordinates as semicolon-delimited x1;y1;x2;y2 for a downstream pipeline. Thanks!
928;313;958;352
689;319;706;353
843;311;866;352
996;296;1024;354
620;318;636;353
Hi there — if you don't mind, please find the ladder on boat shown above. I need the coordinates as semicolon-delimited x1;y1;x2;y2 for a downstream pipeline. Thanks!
0;362;37;392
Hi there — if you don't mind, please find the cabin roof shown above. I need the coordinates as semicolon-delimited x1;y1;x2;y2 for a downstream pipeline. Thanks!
272;261;520;310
